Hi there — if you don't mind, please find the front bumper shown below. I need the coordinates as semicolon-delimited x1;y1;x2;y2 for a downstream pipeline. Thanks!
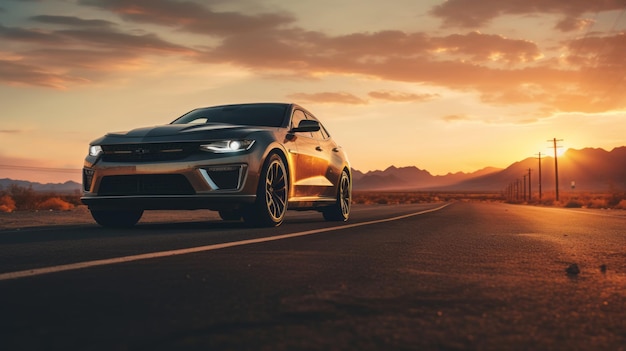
81;153;263;211
80;194;256;211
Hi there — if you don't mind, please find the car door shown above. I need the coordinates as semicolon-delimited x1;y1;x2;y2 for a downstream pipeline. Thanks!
289;110;332;199
310;118;344;199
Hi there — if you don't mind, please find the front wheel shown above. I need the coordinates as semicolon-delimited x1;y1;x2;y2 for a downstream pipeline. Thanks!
323;170;351;221
242;153;288;227
90;209;143;228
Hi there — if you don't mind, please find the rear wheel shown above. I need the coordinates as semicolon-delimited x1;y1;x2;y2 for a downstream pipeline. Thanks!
323;170;351;221
90;209;143;228
243;153;288;227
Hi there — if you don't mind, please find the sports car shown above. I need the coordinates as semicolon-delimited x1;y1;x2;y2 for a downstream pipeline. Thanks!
81;103;351;227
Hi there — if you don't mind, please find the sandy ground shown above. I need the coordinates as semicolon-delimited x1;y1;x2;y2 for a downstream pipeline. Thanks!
0;206;222;230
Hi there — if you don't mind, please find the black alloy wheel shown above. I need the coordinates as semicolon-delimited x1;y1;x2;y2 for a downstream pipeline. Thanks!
243;153;288;227
323;170;351;221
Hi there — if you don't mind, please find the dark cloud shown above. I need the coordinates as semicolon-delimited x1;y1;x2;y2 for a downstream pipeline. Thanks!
79;0;295;35
30;15;115;29
0;20;195;88
56;28;193;53
0;23;65;44
197;29;542;74
431;0;625;30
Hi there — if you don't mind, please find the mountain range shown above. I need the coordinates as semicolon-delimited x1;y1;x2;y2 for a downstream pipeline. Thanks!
353;147;626;192
1;147;624;193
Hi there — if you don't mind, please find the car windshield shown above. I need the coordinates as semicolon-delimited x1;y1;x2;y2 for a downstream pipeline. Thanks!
172;104;288;127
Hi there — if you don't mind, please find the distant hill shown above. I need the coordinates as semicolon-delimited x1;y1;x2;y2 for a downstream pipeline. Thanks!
445;147;626;192
353;147;626;192
352;165;502;190
0;178;81;193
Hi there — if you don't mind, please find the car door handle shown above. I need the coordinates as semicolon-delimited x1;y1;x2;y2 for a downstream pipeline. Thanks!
315;146;323;151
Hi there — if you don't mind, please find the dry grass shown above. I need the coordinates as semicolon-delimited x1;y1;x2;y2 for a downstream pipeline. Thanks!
0;184;81;212
506;191;626;209
352;191;503;205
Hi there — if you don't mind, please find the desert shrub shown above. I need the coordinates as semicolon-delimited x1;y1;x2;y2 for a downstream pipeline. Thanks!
36;197;75;211
7;184;38;210
564;200;583;208
0;184;82;211
0;195;16;213
585;198;608;209
607;192;626;207
613;199;626;210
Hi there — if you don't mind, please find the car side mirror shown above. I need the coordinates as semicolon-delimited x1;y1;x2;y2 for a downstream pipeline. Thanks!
291;119;321;133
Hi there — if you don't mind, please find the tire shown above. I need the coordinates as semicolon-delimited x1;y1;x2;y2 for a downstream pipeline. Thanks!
323;170;351;222
90;209;143;228
219;209;242;221
243;153;288;227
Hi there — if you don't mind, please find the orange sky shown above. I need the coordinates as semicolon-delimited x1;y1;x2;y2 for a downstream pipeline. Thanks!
1;0;625;184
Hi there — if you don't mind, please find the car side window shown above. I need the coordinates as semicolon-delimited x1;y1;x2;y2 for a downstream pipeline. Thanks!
305;113;327;141
291;110;313;138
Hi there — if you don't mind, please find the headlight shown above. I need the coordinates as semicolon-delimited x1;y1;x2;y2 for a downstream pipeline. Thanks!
200;140;255;153
89;145;103;157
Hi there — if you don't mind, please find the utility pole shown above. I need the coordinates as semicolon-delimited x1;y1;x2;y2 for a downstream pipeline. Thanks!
523;174;527;201
535;152;542;201
547;138;563;201
528;168;533;202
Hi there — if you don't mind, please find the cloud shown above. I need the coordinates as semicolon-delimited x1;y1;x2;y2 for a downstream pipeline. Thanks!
435;32;541;63
430;0;625;30
368;91;439;102
441;114;471;122
0;23;65;44
79;0;295;35
0;59;87;89
555;17;595;32
198;25;626;113
0;20;195;88
567;33;626;67
0;129;22;134
30;15;116;29
287;92;367;105
2;0;624;114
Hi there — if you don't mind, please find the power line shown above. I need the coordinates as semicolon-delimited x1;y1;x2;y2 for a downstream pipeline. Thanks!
0;164;81;173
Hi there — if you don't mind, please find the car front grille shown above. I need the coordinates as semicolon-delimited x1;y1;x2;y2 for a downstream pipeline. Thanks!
101;143;199;162
97;174;195;196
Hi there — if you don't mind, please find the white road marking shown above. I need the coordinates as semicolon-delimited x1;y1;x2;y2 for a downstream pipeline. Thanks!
0;204;450;281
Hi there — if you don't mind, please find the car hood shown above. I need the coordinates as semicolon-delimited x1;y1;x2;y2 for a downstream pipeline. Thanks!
92;123;270;144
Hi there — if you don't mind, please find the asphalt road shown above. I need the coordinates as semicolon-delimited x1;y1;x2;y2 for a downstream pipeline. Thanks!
1;202;625;351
